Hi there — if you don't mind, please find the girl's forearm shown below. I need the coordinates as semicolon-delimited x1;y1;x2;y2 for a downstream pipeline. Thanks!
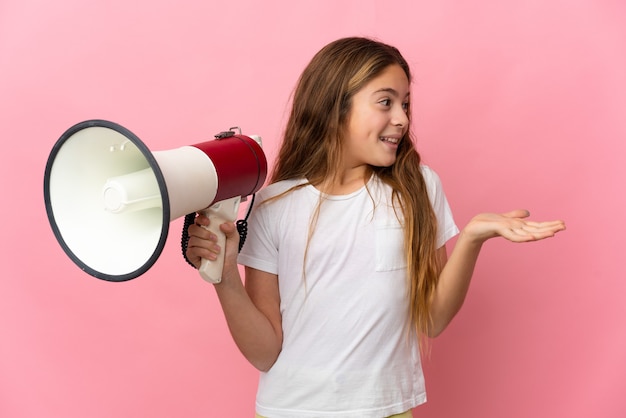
429;229;483;337
429;209;565;336
213;270;282;372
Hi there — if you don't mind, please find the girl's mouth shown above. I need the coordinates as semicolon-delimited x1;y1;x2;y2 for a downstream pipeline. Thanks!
380;136;399;144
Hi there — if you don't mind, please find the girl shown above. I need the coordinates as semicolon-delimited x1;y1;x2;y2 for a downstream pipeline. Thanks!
185;37;565;418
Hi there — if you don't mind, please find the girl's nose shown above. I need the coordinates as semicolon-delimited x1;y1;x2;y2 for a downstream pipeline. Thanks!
392;106;409;128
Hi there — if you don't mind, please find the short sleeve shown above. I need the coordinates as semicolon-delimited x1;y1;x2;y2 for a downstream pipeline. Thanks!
237;191;280;275
420;165;459;248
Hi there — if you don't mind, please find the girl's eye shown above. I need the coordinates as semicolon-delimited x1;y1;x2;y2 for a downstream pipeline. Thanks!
379;99;391;107
402;102;409;111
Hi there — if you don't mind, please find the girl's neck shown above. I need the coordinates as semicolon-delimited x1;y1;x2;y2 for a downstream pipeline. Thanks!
314;166;372;195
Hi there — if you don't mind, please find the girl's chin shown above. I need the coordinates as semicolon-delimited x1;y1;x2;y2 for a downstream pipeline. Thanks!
371;158;397;168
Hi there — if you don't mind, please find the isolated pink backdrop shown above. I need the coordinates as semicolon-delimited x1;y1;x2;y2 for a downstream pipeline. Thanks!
1;1;624;417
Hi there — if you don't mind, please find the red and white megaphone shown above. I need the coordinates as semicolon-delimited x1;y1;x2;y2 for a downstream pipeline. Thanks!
43;119;267;283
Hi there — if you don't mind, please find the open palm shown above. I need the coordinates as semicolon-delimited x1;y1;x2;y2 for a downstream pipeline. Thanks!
465;209;566;243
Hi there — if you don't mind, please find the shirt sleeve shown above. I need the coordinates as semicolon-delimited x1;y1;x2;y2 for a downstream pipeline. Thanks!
237;190;280;275
420;165;460;248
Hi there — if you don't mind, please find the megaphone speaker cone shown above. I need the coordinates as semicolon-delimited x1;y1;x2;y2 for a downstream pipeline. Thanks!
44;120;170;282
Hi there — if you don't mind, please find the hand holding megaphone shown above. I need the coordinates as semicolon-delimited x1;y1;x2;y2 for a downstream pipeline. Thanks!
44;120;267;282
197;195;241;283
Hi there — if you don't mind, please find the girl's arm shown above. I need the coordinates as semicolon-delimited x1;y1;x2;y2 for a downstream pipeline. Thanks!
186;217;283;372
429;209;565;337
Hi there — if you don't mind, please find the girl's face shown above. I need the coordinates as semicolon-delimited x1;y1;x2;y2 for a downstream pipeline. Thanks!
343;64;410;172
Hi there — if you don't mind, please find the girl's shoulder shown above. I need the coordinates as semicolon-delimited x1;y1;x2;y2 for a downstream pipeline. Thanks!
256;178;308;201
419;164;444;193
419;164;439;182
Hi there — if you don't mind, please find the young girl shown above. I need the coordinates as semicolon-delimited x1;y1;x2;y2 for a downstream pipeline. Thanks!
185;37;565;418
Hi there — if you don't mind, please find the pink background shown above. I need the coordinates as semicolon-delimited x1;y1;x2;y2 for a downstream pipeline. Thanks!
1;0;625;417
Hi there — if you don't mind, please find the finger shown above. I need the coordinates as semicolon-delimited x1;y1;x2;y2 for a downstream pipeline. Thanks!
194;213;210;227
187;236;221;260
220;223;241;254
188;223;216;241
523;220;566;228
220;221;238;236
501;209;531;219
506;224;564;242
521;221;566;235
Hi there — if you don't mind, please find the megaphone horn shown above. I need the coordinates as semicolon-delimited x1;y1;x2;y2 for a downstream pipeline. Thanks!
44;119;267;283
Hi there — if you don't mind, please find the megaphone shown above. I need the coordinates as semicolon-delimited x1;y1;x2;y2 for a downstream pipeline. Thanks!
43;119;267;283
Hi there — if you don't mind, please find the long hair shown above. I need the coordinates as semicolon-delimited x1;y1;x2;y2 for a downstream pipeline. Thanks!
271;37;440;337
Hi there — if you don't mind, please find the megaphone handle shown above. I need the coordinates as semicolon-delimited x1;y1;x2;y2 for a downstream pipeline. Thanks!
198;196;242;283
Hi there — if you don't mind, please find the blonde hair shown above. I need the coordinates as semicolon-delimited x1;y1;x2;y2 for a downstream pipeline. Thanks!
271;37;440;336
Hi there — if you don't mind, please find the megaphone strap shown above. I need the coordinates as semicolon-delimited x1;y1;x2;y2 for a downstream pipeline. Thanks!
236;219;249;253
236;193;255;253
181;212;199;268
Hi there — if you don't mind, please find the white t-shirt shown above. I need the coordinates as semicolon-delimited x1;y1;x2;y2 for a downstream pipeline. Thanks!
238;166;459;418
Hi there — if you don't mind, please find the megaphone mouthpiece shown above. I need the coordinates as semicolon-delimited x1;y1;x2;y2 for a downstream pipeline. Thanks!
102;168;162;214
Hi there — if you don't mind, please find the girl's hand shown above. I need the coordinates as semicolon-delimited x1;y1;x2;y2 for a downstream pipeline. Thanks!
185;213;240;273
463;209;566;244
